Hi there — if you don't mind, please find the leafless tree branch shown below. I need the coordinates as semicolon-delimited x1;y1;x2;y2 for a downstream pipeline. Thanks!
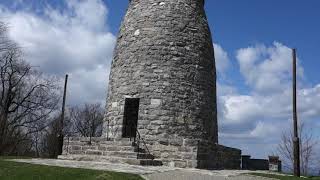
0;21;61;155
277;122;318;176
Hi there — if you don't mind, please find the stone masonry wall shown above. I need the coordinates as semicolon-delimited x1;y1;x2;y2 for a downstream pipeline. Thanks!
61;137;241;169
104;0;218;144
147;139;241;169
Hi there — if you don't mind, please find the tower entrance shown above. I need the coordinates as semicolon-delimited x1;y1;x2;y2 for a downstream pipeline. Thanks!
122;98;139;138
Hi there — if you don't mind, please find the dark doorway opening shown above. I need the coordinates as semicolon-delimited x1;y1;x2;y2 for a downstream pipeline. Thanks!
122;98;140;138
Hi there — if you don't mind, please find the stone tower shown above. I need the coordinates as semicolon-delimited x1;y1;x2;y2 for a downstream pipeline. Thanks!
105;0;218;143
60;0;241;169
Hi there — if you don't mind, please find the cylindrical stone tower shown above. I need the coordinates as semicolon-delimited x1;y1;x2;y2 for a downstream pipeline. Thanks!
60;0;241;169
104;0;218;144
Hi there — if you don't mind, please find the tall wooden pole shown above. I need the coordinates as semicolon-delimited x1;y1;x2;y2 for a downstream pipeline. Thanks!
61;74;68;135
58;74;68;155
292;49;300;177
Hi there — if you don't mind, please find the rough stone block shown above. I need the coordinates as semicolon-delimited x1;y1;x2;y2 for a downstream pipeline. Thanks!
86;150;102;155
71;146;81;151
150;99;161;107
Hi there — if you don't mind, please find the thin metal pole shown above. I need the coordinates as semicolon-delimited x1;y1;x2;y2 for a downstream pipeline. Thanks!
292;49;300;177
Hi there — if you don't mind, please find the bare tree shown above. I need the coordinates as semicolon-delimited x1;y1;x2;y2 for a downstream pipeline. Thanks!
0;22;60;155
39;116;61;158
277;122;318;176
318;159;320;176
70;103;104;140
0;22;15;52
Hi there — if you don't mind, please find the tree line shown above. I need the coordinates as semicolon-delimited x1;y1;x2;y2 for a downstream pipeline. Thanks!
0;22;104;158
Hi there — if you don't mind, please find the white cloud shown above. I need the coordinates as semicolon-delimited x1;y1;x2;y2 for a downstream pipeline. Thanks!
217;83;237;96
250;121;278;138
221;95;263;125
214;43;230;74
0;0;116;105
218;42;320;158
68;65;109;105
236;42;304;93
220;121;278;139
64;0;107;31
219;84;320;140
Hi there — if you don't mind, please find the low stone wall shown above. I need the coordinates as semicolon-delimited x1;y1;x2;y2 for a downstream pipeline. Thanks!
61;137;241;169
146;139;241;169
61;137;133;156
199;144;242;170
248;159;269;170
241;155;282;172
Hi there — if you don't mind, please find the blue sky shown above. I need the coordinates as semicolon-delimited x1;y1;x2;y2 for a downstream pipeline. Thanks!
0;0;319;163
105;0;320;90
204;0;320;90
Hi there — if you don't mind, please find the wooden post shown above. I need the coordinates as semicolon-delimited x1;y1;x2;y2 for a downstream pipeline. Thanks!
58;74;68;155
292;49;300;177
61;74;68;135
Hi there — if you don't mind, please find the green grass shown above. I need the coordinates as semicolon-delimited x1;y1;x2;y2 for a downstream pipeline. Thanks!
0;156;32;160
250;173;320;180
0;157;143;180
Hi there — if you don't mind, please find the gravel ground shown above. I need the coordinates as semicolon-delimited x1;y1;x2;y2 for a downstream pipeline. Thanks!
10;159;275;180
143;170;275;180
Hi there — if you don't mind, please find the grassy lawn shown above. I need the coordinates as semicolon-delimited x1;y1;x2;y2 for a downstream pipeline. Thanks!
250;173;320;180
0;157;142;180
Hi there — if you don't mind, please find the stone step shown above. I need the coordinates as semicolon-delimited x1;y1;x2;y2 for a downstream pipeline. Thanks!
137;153;155;160
99;141;135;146
66;137;133;142
62;137;162;166
98;145;136;152
58;155;163;166
67;140;134;147
67;141;152;153
102;151;138;158
58;154;140;165
134;147;147;153
67;143;136;150
84;150;155;159
140;159;163;166
68;148;155;159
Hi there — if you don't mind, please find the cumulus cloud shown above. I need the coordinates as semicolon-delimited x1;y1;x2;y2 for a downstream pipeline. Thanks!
236;42;304;93
218;42;320;157
0;0;116;105
221;95;263;125
214;43;230;74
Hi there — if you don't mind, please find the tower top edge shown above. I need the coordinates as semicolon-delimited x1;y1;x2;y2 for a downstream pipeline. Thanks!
128;0;205;5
